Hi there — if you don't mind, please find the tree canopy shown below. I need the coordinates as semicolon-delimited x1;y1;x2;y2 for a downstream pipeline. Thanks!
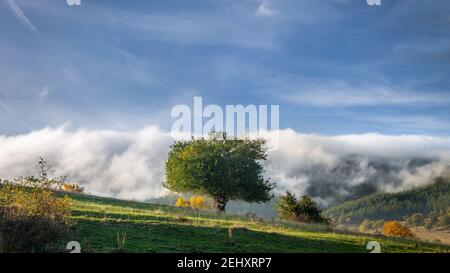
164;134;276;212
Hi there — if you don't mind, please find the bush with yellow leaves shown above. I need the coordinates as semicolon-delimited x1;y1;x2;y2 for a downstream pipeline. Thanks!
175;196;207;210
2;180;71;220
175;197;191;208
384;221;414;238
0;158;73;253
62;183;85;194
190;196;206;210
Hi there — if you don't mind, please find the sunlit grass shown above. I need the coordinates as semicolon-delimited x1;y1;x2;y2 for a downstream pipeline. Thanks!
63;193;450;253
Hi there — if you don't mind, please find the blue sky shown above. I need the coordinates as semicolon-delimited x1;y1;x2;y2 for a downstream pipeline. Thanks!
1;0;449;136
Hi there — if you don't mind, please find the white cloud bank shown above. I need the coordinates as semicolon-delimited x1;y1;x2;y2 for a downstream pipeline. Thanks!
0;126;449;203
0;126;172;200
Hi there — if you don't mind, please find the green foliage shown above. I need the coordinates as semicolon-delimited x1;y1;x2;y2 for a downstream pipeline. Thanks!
277;191;329;224
325;177;450;222
276;191;298;220
164;133;276;212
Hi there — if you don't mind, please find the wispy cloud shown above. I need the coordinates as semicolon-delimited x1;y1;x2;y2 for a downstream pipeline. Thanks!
280;79;450;107
256;1;277;17
4;0;42;37
39;85;50;98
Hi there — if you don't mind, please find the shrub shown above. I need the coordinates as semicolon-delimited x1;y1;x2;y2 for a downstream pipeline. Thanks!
0;215;71;253
62;183;85;194
175;197;190;208
373;220;385;233
175;196;207;210
277;191;329;224
276;191;298;220
0;159;72;253
190;196;206;210
406;213;424;227
359;219;373;233
384;221;414;238
1;180;71;220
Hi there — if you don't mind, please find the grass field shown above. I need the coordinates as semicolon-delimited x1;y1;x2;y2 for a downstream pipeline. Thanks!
64;193;450;253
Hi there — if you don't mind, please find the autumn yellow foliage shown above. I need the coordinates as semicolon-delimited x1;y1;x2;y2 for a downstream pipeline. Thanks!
1;177;72;221
190;196;206;210
62;183;85;194
0;159;74;252
384;221;414;238
0;176;72;252
175;196;206;210
175;197;191;208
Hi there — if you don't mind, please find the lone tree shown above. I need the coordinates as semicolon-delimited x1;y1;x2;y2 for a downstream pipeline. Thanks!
164;133;275;212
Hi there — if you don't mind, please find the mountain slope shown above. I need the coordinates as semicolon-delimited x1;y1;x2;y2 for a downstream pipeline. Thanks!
324;178;450;222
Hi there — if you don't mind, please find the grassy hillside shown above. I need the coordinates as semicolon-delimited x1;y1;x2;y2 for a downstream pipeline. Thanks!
324;178;450;222
64;192;449;253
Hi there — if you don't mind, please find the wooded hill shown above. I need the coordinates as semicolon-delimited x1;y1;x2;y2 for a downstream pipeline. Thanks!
324;177;450;223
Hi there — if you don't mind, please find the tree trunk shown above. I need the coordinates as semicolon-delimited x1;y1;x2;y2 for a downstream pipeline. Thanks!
213;197;228;213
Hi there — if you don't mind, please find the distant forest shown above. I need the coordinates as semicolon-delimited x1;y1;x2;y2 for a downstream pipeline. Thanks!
324;177;450;223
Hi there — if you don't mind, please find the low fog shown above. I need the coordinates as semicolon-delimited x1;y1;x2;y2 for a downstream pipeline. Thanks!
0;126;449;204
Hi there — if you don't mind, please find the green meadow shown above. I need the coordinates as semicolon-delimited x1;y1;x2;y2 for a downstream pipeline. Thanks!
66;193;450;253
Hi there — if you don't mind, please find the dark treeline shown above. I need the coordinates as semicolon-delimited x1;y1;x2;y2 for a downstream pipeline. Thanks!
324;177;450;223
